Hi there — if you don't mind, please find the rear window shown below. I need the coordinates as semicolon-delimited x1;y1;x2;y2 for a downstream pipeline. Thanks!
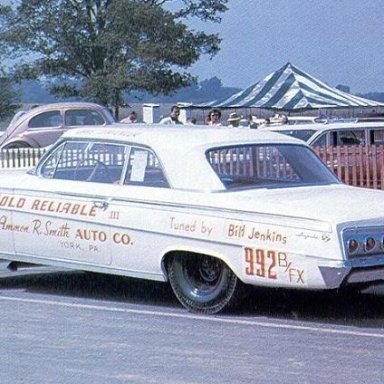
65;109;105;126
207;144;338;190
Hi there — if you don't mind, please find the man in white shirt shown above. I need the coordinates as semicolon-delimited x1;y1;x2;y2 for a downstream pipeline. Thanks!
159;105;183;125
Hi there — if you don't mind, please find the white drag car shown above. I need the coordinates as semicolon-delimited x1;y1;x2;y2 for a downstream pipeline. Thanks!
0;125;384;313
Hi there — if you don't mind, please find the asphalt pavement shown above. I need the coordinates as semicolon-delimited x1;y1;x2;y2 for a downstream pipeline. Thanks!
0;263;383;384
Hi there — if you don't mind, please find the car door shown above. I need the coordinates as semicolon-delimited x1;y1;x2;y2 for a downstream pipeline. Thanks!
0;191;22;259
107;145;171;275
12;140;127;267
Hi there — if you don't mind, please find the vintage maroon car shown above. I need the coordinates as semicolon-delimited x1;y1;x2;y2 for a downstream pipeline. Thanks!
0;102;115;149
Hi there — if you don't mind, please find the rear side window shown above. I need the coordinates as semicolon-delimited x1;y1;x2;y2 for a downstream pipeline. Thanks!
372;129;384;144
335;130;365;146
124;147;169;188
28;111;62;128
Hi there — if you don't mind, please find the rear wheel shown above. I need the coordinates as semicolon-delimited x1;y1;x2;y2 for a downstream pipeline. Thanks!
168;253;238;314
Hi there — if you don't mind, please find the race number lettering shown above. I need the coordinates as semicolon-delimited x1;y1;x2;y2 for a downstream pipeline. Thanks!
244;247;305;285
245;247;277;279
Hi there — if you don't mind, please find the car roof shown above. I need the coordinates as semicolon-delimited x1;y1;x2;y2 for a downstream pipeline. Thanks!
7;102;109;128
262;120;384;133
60;124;308;191
259;120;384;145
0;102;114;148
63;123;306;148
24;102;108;113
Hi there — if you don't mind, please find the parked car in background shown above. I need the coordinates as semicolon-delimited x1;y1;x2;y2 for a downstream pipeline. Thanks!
260;120;384;188
251;115;322;127
259;120;384;147
0;102;115;149
1;125;384;314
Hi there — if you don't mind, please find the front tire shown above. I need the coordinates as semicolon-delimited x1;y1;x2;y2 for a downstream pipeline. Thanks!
168;253;238;314
3;141;32;149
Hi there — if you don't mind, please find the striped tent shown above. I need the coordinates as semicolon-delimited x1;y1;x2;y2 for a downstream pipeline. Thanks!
197;62;383;110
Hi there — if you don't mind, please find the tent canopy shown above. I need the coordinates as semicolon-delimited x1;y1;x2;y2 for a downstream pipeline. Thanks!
195;62;384;111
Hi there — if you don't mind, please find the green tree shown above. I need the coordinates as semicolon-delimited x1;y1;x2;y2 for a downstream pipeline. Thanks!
0;76;20;121
0;0;228;118
0;11;20;121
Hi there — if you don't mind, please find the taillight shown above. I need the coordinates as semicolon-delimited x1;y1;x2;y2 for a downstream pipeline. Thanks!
348;239;359;254
365;237;376;252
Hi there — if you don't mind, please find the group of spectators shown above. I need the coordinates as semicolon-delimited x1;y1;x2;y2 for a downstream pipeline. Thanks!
120;105;259;128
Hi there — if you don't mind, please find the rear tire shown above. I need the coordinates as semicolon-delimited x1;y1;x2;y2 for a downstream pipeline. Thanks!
168;253;238;314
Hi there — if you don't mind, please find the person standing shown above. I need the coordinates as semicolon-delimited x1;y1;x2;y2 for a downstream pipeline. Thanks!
259;117;271;128
120;111;138;123
159;105;183;125
227;112;241;127
247;114;258;129
207;109;222;126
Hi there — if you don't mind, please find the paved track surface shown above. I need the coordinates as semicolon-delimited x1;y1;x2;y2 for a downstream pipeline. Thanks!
0;263;383;384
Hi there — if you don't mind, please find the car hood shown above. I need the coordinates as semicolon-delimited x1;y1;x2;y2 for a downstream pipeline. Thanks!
222;184;384;225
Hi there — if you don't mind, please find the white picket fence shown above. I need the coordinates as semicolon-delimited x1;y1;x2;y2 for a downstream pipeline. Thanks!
0;148;47;168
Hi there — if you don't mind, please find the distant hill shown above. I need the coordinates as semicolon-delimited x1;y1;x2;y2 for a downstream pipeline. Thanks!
15;77;241;105
357;92;384;103
15;80;59;103
127;77;241;104
15;78;384;106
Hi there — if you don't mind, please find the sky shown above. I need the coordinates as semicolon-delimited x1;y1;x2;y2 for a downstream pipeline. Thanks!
189;0;383;94
1;0;382;94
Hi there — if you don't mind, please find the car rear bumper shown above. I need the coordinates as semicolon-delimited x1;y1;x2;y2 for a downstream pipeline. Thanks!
319;265;384;288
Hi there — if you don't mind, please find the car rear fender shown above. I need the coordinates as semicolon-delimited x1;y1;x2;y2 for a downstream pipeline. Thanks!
161;246;234;281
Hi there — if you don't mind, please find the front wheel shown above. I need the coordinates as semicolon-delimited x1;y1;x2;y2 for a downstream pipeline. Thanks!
168;253;238;314
3;141;32;149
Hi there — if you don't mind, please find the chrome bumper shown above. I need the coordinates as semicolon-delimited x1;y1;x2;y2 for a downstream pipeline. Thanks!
319;266;384;288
